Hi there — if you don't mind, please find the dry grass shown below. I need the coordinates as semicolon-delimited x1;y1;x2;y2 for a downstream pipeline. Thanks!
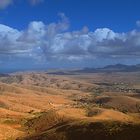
0;72;140;139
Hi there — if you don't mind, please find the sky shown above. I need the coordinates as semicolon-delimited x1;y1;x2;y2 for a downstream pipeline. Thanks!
0;0;140;72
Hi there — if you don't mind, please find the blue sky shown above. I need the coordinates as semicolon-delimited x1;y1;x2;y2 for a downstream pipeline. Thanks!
1;0;140;31
0;0;140;72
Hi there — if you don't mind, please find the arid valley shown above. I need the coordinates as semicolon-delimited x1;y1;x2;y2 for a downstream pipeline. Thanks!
1;67;140;140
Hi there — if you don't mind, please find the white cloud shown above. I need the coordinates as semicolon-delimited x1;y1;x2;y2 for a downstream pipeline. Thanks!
0;0;43;9
93;28;116;42
0;0;12;9
136;20;140;27
0;14;140;66
28;0;44;5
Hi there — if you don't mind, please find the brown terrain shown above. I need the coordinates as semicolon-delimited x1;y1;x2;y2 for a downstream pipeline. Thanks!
1;71;140;140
